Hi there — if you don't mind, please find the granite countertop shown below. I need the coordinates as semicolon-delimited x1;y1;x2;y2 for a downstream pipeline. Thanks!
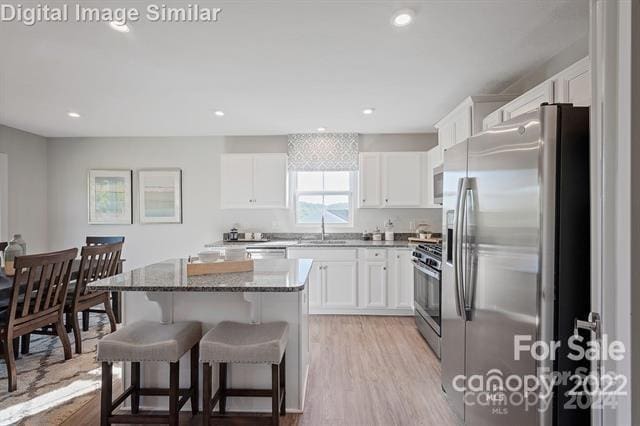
87;258;313;293
206;239;413;249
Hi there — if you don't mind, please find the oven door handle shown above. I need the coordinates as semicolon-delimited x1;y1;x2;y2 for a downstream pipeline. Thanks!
412;260;440;279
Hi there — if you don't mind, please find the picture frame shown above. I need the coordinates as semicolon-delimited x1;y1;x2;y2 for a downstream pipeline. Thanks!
87;169;133;225
138;168;183;224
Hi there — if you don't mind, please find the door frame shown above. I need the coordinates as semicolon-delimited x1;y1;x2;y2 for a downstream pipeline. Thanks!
589;1;635;424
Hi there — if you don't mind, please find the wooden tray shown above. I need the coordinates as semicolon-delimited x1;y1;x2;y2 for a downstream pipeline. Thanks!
187;258;254;276
408;237;443;244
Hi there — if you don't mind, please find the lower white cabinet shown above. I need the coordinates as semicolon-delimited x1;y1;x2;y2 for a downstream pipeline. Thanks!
288;247;414;315
361;260;388;308
322;261;358;308
391;249;414;309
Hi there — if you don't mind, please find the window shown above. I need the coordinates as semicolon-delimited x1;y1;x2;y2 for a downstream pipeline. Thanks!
294;171;353;225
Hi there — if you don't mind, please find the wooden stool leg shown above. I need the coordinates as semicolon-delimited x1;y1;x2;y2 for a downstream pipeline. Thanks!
191;343;199;415
203;362;212;426
219;363;227;414
131;362;140;414
271;363;280;426
101;362;113;426
169;361;179;426
280;352;286;416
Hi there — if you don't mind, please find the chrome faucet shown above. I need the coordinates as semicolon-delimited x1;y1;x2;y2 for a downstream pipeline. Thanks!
321;214;326;241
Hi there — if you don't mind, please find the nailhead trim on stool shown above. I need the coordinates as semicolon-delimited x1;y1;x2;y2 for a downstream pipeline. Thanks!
200;321;289;426
98;321;202;426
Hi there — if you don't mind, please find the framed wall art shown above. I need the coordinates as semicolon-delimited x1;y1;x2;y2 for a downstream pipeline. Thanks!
88;169;133;224
138;169;183;224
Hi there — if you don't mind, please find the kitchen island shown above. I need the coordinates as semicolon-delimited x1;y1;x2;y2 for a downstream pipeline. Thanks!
88;258;313;414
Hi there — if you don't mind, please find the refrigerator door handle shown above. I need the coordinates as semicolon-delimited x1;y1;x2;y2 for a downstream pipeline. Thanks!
453;177;468;319
462;182;475;319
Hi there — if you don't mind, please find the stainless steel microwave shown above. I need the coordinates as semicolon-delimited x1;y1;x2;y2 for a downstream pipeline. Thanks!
433;164;443;205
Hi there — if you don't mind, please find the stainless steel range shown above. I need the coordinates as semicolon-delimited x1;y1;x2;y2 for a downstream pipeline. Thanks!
412;243;441;358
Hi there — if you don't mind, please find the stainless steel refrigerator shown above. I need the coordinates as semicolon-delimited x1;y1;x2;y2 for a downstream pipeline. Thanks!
441;104;591;426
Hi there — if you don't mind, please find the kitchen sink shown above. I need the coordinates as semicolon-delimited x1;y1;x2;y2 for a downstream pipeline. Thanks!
301;240;347;244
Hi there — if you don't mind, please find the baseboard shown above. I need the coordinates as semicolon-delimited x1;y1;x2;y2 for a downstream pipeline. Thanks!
309;308;414;316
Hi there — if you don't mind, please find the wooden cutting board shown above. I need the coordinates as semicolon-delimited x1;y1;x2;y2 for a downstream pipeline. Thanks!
408;237;443;244
187;258;254;276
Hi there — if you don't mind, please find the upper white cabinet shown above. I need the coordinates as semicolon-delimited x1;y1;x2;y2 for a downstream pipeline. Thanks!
482;57;590;130
358;153;382;208
423;148;442;208
435;95;516;155
501;80;554;121
220;154;288;209
382;153;422;207
555;57;591;107
358;152;424;209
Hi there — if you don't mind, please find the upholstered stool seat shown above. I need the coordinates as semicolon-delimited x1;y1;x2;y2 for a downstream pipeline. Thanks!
98;320;202;426
200;321;289;426
200;321;288;364
97;320;201;362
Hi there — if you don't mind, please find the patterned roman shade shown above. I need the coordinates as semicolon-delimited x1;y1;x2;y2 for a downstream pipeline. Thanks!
287;133;359;171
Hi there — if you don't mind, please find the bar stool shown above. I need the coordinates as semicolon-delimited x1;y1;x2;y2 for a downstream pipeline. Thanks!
200;321;289;426
97;320;202;426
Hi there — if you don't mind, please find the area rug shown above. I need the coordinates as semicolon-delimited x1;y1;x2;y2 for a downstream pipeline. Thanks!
0;315;120;425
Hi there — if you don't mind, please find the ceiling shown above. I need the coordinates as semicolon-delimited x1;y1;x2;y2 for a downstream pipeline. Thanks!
0;1;589;138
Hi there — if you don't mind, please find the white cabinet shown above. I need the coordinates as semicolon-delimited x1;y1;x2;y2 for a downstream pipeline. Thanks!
382;152;422;207
391;249;414;310
482;109;503;131
220;154;288;209
362;260;388;308
288;247;413;315
555;57;591;107
422;148;442;208
358;153;381;208
358;152;423;209
307;262;323;308
323;261;358;308
502;80;554;121
482;57;590;131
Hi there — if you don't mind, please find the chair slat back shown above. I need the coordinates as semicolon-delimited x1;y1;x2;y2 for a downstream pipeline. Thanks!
76;242;123;299
9;248;78;324
85;236;125;246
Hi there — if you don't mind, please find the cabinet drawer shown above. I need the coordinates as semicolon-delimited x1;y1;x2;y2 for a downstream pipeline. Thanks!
362;248;387;260
288;248;357;261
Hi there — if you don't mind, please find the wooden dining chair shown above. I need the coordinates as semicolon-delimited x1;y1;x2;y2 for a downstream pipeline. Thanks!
0;248;77;391
83;236;124;329
65;242;121;354
0;242;7;253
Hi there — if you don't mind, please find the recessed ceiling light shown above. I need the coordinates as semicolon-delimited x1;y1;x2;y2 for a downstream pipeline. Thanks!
214;110;225;117
317;127;326;132
67;112;81;118
362;108;375;115
392;9;415;27
109;21;130;33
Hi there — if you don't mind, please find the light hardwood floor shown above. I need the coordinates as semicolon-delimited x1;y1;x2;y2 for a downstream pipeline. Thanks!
61;316;458;425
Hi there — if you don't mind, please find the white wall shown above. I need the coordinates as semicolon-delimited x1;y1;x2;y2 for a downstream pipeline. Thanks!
501;35;589;95
0;125;48;252
47;133;441;269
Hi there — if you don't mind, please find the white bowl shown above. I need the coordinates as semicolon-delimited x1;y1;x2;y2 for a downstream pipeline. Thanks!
198;250;221;263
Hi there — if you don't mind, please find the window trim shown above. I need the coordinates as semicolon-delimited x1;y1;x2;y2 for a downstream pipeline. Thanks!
291;171;356;228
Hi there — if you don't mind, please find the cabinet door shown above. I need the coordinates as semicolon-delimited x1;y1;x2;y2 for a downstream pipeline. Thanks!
220;155;254;208
253;154;288;208
323;261;358;308
502;81;554;120
438;122;456;152
308;263;323;308
556;58;591;107
423;148;443;208
362;261;387;308
482;108;503;130
382;153;422;207
393;250;414;309
453;106;472;144
358;153;381;208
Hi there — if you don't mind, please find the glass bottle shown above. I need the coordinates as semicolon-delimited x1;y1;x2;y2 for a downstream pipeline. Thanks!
12;234;26;255
3;239;24;276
